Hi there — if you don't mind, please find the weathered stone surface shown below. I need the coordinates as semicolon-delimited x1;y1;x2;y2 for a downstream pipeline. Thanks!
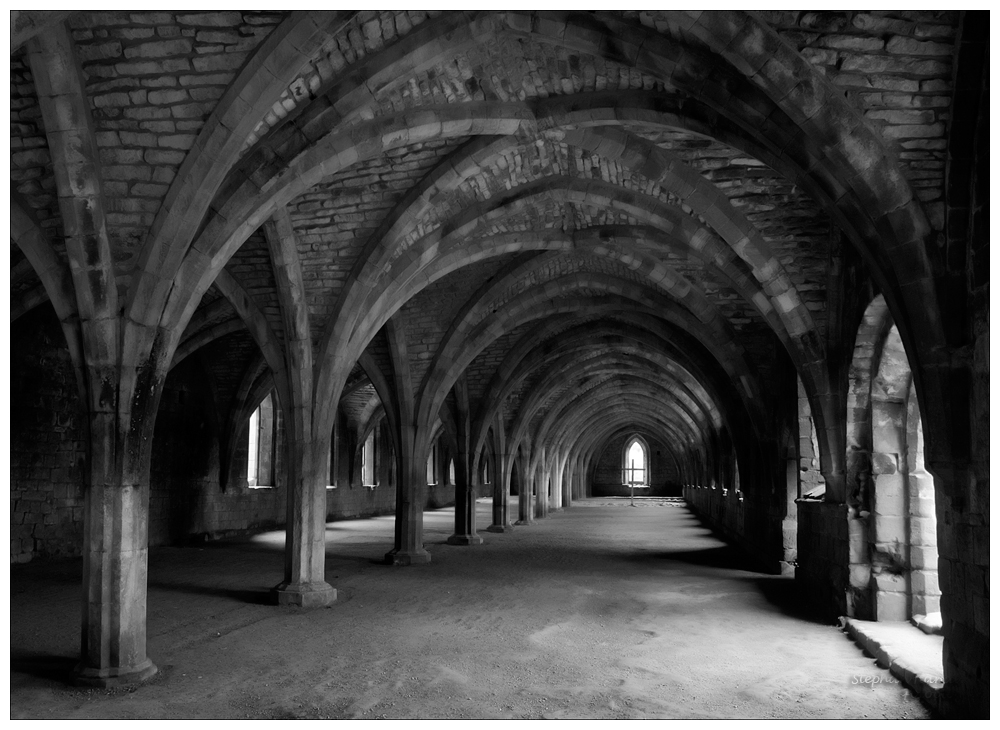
9;8;985;719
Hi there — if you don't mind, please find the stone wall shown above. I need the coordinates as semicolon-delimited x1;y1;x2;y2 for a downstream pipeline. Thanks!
684;483;783;575
592;431;681;496
10;306;86;562
9;309;454;560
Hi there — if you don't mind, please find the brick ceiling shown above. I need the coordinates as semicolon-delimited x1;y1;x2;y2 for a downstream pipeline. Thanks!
10;9;958;472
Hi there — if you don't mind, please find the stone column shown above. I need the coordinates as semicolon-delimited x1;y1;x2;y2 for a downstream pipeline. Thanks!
487;449;514;533
383;316;429;565
385;440;431;565
870;400;908;620
561;452;572;508
76;408;158;687
266;211;336;608
447;450;482;545
552;452;565;510
534;454;548;519
446;378;482;546
272;432;337;607
515;452;533;525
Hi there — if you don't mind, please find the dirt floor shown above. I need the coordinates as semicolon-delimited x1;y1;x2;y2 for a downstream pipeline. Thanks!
10;497;931;719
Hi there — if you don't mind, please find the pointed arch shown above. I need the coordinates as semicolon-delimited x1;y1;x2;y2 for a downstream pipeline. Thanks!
622;434;650;486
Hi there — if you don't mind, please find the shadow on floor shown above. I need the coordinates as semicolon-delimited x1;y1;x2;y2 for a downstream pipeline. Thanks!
10;652;77;685
748;575;829;625
623;544;762;573
147;581;274;605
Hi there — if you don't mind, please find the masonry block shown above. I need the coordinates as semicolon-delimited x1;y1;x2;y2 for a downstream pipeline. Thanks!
910;569;940;596
875;586;909;621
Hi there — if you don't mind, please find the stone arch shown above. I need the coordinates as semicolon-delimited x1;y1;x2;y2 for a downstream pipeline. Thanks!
415;280;747;446
846;302;942;628
467;312;762;465
125;11;361;322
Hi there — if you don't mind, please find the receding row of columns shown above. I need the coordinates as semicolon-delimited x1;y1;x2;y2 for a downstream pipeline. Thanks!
449;441;590;539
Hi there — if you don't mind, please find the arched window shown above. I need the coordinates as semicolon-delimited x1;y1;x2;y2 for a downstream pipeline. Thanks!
329;414;339;487
247;391;275;488
448;457;456;485
846;296;940;631
480;451;492;485
426;441;438;485
361;427;378;486
622;436;648;485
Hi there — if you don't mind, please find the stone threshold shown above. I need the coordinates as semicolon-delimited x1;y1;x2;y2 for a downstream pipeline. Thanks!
843;617;945;715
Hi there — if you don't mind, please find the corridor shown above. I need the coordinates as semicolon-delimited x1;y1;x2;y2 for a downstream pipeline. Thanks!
10;499;928;719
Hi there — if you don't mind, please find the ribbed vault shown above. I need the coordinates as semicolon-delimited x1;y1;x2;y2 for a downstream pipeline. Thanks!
11;11;986;710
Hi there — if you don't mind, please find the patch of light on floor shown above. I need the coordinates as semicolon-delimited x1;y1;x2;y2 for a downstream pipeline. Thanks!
247;530;285;547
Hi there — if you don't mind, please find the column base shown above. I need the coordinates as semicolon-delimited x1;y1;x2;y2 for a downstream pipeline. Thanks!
384;548;432;565
514;519;532;526
486;523;514;533
271;580;337;608
446;533;484;545
73;658;157;688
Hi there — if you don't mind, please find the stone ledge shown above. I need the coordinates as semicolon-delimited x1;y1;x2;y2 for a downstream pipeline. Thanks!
843;617;944;715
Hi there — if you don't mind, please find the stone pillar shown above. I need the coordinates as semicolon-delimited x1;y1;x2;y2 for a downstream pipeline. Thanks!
386;448;431;564
550;453;562;510
515;453;533;525
780;455;799;577
76;411;157;687
265;208;336;607
447;451;482;546
561;452;572;508
487;449;513;533
533;456;546;519
446;377;482;546
870;400;908;620
383;316;429;565
272;433;337;607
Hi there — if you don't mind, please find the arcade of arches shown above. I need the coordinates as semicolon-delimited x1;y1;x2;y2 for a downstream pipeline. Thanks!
9;9;988;718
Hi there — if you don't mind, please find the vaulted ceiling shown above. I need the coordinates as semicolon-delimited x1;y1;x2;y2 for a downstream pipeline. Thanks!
11;10;958;483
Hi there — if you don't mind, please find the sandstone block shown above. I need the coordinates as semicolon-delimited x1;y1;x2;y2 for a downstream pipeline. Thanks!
910;545;939;570
77;41;123;62
116;59;191;76
116;28;155;40
875;587;909;620
177;12;244;26
192;54;245;73
874;514;906;543
841;54;949;76
100;148;144;164
158;134;197;149
866;109;935;125
886;36;953;56
822;35;884;52
911;569;940;595
195;30;241;44
123;39;193;59
148;89;189;105
882;123;946;139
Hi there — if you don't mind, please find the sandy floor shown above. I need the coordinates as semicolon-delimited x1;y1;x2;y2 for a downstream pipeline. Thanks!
10;498;930;719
